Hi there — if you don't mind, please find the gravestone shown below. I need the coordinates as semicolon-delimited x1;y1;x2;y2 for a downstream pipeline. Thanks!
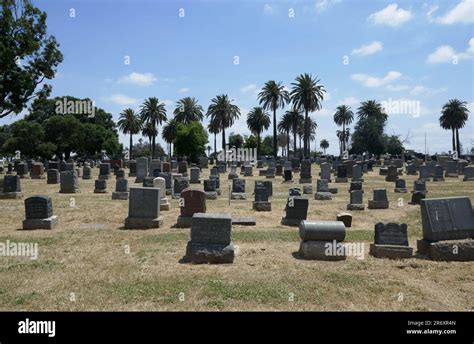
320;163;332;182
303;185;313;194
298;221;347;261
124;188;162;229
463;167;474;181
266;167;275;178
244;165;253;177
349;181;363;193
149;160;161;177
289;187;301;196
116;169;125;179
199;157;208;169
409;180;427;205
0;175;22;199
158;172;172;195
153;177;170;210
385;166;398;182
394;179;407;193
190;167;201;184
337;213;352;228
22;196;58;230
177;189;207;228
368;189;389;209
283;169;293;182
94;179;108;193
253;187;271;211
419;166;431;181
203;179;218;200
231;179;246;200
276;164;283;176
49;161;59;171
162;162;171;173
173;177;190;199
182;213;234;264
417;197;474;261
16;163;29;178
347;190;364;210
128;160;137;177
47;169;60;184
255;181;272;197
445;161;458;178
370;223;412;259
352;165;363;182
228;165;238;180
315;179;332;200
335;165;348;183
135;157;148;183
59;171;79;193
112;179;129;200
30;163;45;179
142;177;154;188
406;164;417;175
82;165;92;180
98;163;111;180
281;197;308;226
299;161;312;183
432;165;445;182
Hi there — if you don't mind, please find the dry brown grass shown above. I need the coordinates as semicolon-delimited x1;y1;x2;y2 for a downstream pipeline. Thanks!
0;165;473;311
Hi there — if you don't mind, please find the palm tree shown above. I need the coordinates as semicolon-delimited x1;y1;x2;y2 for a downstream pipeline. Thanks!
207;119;220;157
142;121;157;152
305;117;318;155
333;105;354;154
279;110;304;157
277;132;289;157
140;97;167;158
162;119;178;158
357;100;387;122
173;97;204;124
320;139;329;154
278;113;292;157
258;80;290;158
117;108;142;160
206;95;240;161
246;107;271;156
439;99;470;156
290;73;325;158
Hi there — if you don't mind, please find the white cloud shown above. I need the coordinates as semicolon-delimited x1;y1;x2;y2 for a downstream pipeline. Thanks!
162;99;174;107
429;0;474;25
351;71;402;88
240;84;258;94
178;88;190;93
263;4;274;15
386;84;410;91
315;0;341;13
118;72;157;86
337;96;360;106
409;86;446;96
368;3;413;27
427;38;474;63
103;94;139;106
351;41;383;56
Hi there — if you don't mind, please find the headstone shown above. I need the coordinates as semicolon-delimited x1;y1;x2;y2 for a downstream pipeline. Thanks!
94;179;108;193
124;188;162;229
337;213;352;228
112;179;129;200
244;165;253;177
49;161;59;171
445;161;458;178
190;167;201;184
299;161;312;183
406;164;417;175
320;163;332;182
352;165;363;182
82;165;92;180
199;157;209;169
182;213;234;264
149;159;161;177
298;221;347;261
463;167;474;181
281;197;308;226
385;166;398;182
59;171;79;193
98;163;111;180
153;177;170;210
177;161;188;176
283;169;293;182
128;160;137;177
315;179;332;200
303;185;313;194
419;166;431;181
173;177;189;198
347;190;364;210
30;163;45;179
16;163;29;178
369;222;413;259
0;175;22;199
255;181;273;198
135;157;148;183
335;165;348;183
276;164;283;176
22;196;58;230
203;179;218;200
289;187;301;197
231;179;246;200
368;189;389;209
432;165;445;182
177;189;207;228
266;167;275;179
47;169;60;184
142;177;154;188
394;179;407;193
116;169;125;179
158;172;172;195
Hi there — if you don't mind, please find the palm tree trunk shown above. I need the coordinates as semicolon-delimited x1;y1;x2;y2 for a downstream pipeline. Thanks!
273;107;277;158
342;123;346;152
304;110;308;158
286;130;290;157
293;132;297;157
456;128;461;156
129;133;133;160
257;133;261;156
452;128;456;153
222;129;226;162
214;133;217;156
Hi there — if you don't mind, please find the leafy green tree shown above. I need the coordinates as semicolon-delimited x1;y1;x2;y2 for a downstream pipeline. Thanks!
43;115;83;160
0;0;63;118
383;134;404;155
140;97;167;158
206;95;240;161
244;135;258;149
173;97;204;124
228;133;244;149
0;125;12;156
290;74;325;157
174;121;208;161
2;119;45;157
439;99;470;156
246;107;271;156
118;108;142;159
333;105;354;154
258;81;289;158
259;135;274;156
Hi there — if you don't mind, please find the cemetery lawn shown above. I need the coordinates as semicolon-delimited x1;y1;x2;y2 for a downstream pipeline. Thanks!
0;166;473;311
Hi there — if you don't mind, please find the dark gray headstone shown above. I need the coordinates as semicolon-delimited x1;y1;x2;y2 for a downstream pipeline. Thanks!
374;222;408;246
25;196;53;220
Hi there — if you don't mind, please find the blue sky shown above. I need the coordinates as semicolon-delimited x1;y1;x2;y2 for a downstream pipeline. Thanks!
3;0;473;155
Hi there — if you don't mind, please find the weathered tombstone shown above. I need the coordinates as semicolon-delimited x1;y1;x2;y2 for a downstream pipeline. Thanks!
22;196;58;230
349;181;363;193
406;163;417;175
112;179;129;200
409;180;427;205
417;197;474;261
432;165;445;182
445;161;458;178
419;166;431;181
463;167;474;181
276;164;283;176
135;157;148;183
320;163;332;182
255;181;273;198
370;223;412;259
203;179;218;200
291;158;300;172
173;177;189;199
161;162;171;173
98;163;111;180
394;179;407;193
347;190;364;210
94;179;108;193
385;166;398;182
142;177;154;188
335;165;348;183
231;179;246;200
182;213;234;264
281;197;308;226
49;161;59;171
158;172;172;195
368;189;389;209
298;221;347;261
0;175;22;199
7;163;13;174
178;161;188;176
177;189;207;228
289;187;301;196
149;159;161;177
253;187;271;211
124;188;162;229
283;169;293;182
16;163;29;178
190;167;201;184
115;169;125;179
128;160;137;177
59;170;79;193
47;169;60;184
199;157;208;169
303;185;313;194
299;161;312;183
352;165;363;182
244;165;253;177
266;167;275;179
30;163;45;179
315;179;332;200
153;177;170;210
82;165;92;180
337;213;352;228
